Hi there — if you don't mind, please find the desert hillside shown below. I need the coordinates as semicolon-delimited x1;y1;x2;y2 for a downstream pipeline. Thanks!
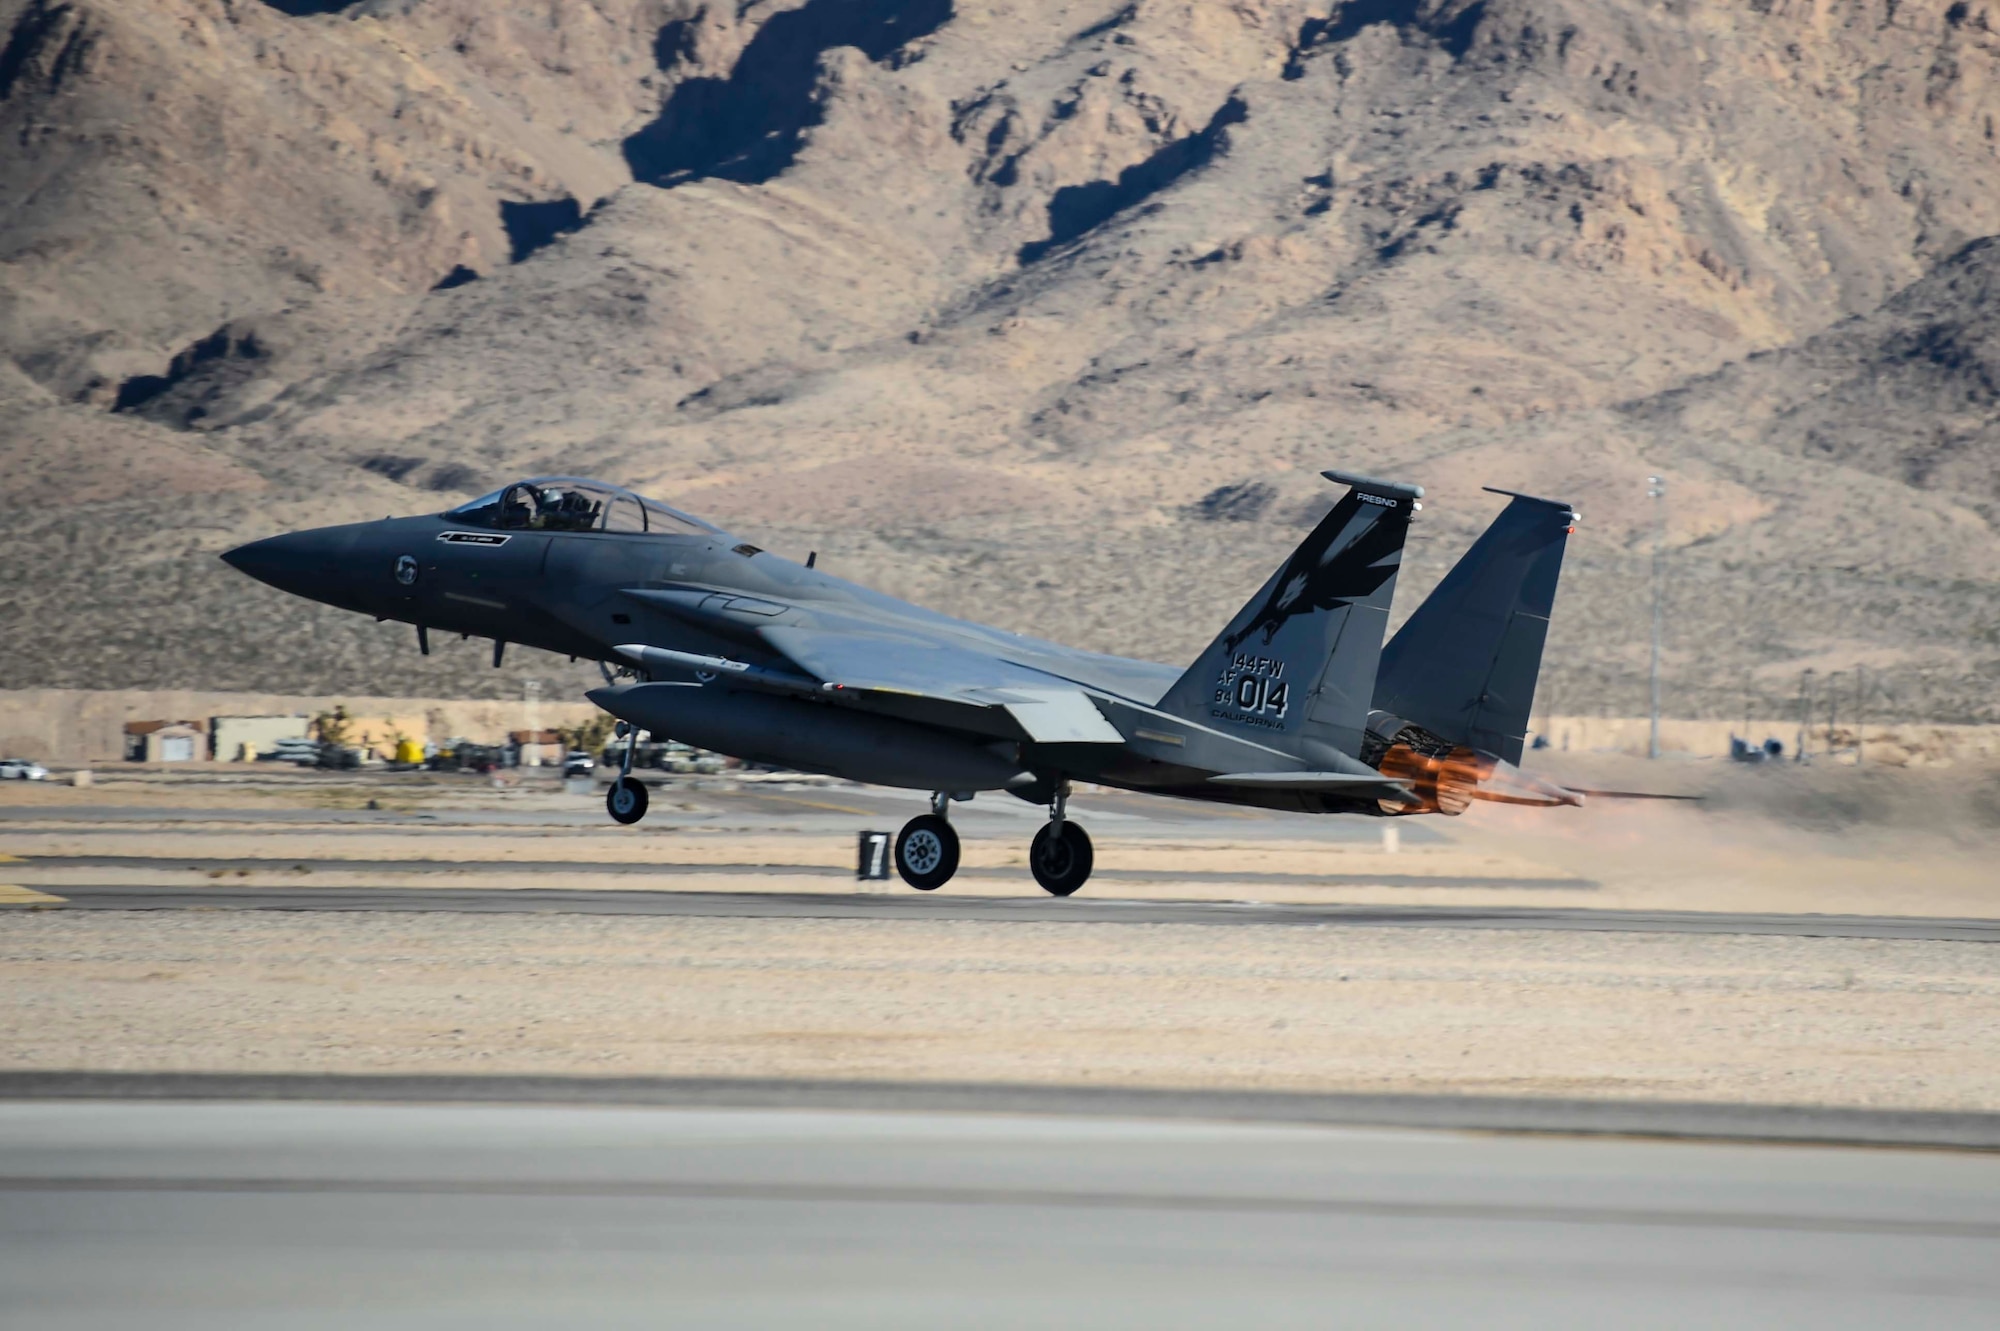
2;0;1996;720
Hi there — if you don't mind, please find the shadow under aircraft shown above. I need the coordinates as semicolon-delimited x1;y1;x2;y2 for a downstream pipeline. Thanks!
224;471;1586;895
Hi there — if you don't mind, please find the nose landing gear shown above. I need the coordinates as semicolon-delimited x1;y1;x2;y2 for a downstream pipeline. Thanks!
894;791;961;890
1029;782;1092;897
605;721;649;825
607;778;649;824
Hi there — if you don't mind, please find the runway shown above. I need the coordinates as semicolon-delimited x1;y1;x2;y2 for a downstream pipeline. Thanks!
3;1099;1997;1327
0;782;1450;841
10;1072;2000;1149
13;882;2000;942
0;852;1593;891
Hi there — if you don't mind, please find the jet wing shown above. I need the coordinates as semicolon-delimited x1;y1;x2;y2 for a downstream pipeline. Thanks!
758;626;1127;745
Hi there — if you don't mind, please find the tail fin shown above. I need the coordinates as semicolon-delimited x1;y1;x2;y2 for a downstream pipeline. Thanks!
1370;488;1576;764
1157;471;1420;761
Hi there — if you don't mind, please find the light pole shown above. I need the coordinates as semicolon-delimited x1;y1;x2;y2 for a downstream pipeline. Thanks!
1647;475;1666;759
523;678;542;768
1796;668;1813;764
1855;665;1865;766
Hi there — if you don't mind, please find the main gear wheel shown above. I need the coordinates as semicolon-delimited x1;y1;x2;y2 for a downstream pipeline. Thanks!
894;813;960;890
1030;820;1093;897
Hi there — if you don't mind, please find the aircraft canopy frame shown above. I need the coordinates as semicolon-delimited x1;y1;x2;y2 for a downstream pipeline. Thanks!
443;477;721;537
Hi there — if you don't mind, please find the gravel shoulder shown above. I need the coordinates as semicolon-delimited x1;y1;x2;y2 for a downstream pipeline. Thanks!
6;772;1995;1111
5;912;1996;1112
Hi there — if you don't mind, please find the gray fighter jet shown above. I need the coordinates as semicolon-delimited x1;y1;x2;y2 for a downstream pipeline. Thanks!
223;471;1586;895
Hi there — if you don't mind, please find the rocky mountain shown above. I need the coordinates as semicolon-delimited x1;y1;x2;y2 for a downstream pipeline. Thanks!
2;0;1998;722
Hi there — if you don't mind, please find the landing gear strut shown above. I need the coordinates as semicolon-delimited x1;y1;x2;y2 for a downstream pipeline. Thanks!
1030;782;1092;897
894;792;962;891
606;721;649;825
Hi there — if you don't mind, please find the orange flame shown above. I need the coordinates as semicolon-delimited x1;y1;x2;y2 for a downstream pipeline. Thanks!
1376;745;1585;816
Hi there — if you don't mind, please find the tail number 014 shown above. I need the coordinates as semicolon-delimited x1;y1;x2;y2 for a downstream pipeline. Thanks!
1216;655;1290;719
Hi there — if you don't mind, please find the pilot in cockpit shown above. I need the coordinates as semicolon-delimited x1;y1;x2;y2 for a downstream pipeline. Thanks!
535;487;602;532
444;478;720;538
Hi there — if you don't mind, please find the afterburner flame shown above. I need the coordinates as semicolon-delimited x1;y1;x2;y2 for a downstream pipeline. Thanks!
1376;745;1585;816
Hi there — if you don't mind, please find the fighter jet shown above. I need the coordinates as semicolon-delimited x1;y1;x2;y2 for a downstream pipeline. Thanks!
223;470;1586;895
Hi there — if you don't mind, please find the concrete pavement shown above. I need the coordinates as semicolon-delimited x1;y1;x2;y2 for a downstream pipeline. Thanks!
4;1100;1997;1328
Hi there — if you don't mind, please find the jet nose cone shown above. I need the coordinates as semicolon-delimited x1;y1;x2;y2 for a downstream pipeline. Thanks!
219;527;359;602
220;534;298;590
219;539;262;577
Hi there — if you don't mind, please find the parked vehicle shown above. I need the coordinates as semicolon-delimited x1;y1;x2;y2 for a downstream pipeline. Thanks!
563;750;596;777
598;739;725;775
657;740;726;774
1730;736;1786;763
0;758;49;781
266;738;325;766
316;744;363;770
429;743;502;774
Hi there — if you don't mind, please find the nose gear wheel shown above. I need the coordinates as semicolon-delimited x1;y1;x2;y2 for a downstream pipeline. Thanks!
606;776;649;825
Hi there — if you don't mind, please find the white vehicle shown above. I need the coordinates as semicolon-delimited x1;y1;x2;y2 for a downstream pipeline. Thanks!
267;738;325;766
0;758;49;781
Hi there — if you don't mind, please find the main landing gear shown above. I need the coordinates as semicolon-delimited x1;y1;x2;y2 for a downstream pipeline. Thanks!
894;792;961;891
606;722;649;825
1029;783;1092;897
892;785;1094;897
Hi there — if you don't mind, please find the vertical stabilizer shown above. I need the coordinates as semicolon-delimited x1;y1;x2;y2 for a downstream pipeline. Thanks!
1371;489;1576;764
1157;471;1420;763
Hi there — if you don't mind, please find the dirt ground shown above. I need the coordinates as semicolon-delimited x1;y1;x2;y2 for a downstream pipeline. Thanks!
4;757;1996;915
2;762;1997;1109
4;913;1996;1111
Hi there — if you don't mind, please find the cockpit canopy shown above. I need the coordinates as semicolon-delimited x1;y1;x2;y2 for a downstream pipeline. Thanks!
444;478;719;536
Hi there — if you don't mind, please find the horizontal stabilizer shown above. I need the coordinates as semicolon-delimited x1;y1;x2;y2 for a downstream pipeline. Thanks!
1209;771;1416;803
1570;789;1701;801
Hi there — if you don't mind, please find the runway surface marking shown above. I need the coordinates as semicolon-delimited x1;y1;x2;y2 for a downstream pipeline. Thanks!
10;1074;2000;1148
21;884;2000;940
0;884;63;905
747;793;880;816
7;1172;1994;1238
9;854;1592;891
